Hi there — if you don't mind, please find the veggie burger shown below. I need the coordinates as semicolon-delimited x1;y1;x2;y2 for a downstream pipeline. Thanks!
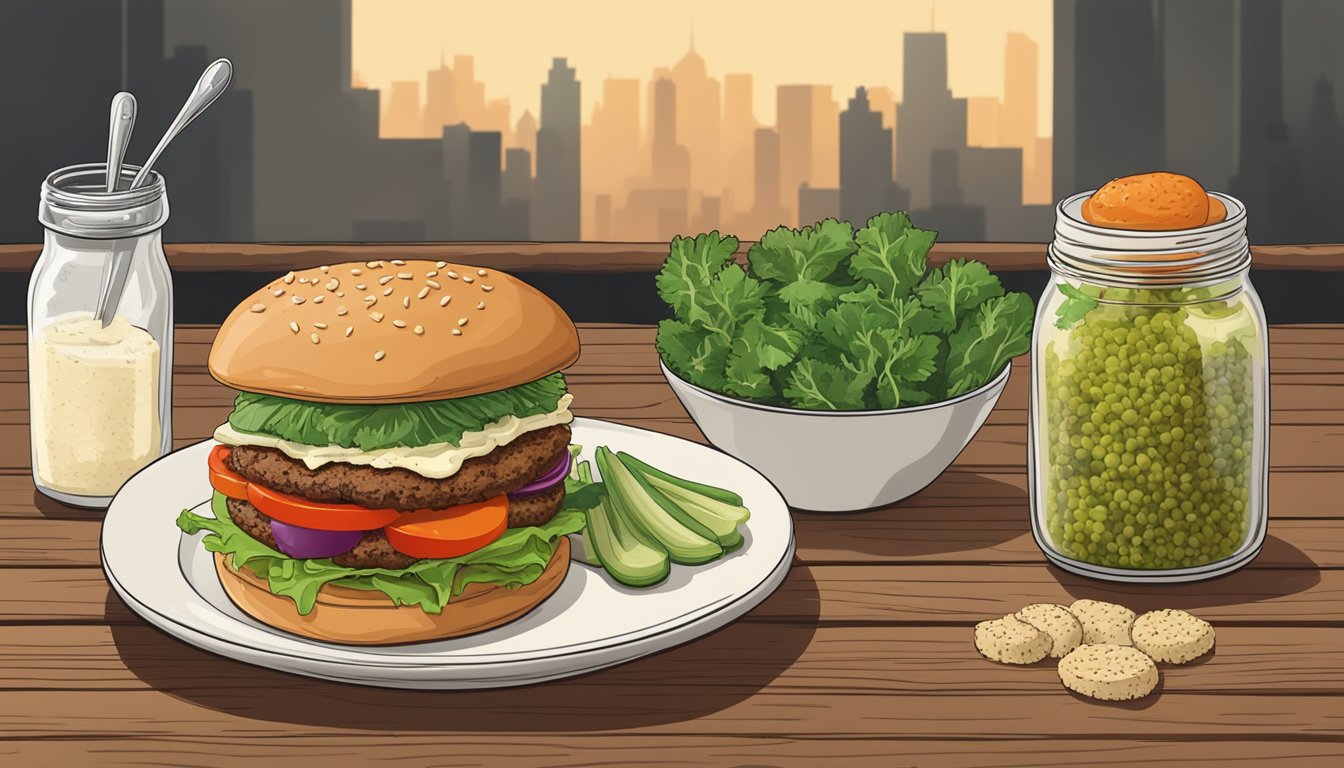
178;260;582;644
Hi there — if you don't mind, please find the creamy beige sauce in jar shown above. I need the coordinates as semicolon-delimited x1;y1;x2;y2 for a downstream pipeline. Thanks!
29;311;161;496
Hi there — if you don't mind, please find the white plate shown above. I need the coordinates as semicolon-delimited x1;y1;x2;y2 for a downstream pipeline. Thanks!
101;418;794;689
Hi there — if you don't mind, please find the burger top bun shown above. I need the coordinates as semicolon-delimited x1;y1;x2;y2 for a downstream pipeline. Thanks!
208;260;580;403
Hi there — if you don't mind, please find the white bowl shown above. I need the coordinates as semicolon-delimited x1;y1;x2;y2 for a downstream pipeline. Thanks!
660;361;1012;512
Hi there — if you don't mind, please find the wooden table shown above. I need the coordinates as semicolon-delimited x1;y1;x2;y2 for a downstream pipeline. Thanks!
2;322;1342;767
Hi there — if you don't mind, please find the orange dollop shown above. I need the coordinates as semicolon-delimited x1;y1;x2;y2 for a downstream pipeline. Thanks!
1082;172;1210;231
1204;195;1227;225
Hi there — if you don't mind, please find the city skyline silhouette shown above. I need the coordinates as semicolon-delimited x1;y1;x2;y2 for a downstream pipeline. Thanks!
2;0;1342;246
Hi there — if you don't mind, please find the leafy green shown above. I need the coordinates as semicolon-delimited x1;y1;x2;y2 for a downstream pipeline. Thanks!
848;211;936;302
916;258;1006;333
654;211;1036;410
178;492;584;615
228;374;569;451
654;232;740;322
945;293;1035;397
1054;282;1101;329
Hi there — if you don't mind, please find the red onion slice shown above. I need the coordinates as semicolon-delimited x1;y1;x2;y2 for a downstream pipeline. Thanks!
269;518;363;559
508;450;572;499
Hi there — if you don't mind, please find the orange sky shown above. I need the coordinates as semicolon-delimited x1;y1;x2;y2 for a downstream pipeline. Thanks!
351;0;1053;134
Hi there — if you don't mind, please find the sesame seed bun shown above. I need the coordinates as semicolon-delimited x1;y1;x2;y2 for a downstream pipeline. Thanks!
208;260;580;403
213;538;570;645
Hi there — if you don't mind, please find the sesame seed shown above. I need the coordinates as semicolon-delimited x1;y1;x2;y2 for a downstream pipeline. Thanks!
392;319;407;328
417;287;430;299
297;276;309;284
337;307;348;316
363;296;377;305
272;289;285;297
439;295;452;306
413;325;424;335
319;265;330;273
370;311;384;322
436;261;447;268
312;295;325;304
313;322;328;329
452;328;462;336
366;261;381;269
379;275;394;285
344;326;354;337
249;302;266;313
291;295;305;305
391;259;406;266
374;350;386;361
335;291;345;298
310;333;320;344
325;278;339;291
426;279;441;289
447;270;459;279
288;321;300;334
481;285;494;292
351;268;362;276
458;317;468;326
463;275;475;283
426;270;438;278
477;269;487;276
402;296;411;309
476;301;485;310
355;283;367;290
383;287;394;296
397;272;413;280
283;272;295;284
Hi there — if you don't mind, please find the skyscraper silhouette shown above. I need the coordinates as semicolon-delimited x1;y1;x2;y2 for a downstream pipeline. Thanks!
1231;0;1301;241
750;127;786;228
503;147;533;205
534;58;580;240
650;78;690;188
1163;0;1235;192
896;33;968;208
466;130;503;239
840;87;893;228
586;78;642;199
1054;0;1164;195
514;110;537;172
453;55;487;129
423;56;457;136
671;40;722;195
384;81;423;137
810;86;840;189
776;85;815;222
722;73;757;211
1002;33;1044;203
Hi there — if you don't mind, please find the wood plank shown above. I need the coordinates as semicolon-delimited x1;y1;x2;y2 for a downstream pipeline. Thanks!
3;561;1340;627
2;738;1343;768
1;624;1339;695
3;242;1343;273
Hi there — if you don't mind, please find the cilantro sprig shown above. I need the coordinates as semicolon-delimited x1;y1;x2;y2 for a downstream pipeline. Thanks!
655;213;1035;411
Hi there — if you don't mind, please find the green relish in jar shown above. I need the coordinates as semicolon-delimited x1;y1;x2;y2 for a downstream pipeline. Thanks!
1029;186;1268;582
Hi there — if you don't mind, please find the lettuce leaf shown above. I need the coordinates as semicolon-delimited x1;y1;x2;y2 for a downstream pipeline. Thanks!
228;373;568;451
177;492;585;615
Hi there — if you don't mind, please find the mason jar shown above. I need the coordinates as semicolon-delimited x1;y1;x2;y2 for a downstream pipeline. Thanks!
28;163;174;508
1028;190;1269;582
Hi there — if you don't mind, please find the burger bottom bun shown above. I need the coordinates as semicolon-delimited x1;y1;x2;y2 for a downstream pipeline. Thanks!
214;538;570;646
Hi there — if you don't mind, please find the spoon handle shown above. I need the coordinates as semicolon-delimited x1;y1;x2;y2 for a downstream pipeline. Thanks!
129;58;233;190
104;92;137;193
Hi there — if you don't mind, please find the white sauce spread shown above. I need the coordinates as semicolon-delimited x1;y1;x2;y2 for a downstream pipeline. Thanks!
213;393;574;479
30;311;162;495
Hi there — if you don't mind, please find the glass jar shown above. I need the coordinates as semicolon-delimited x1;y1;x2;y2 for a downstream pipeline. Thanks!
28;163;174;508
1028;190;1268;582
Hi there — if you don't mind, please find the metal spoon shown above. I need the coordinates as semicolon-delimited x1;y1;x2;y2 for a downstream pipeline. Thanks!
129;58;233;190
104;92;136;193
94;58;232;327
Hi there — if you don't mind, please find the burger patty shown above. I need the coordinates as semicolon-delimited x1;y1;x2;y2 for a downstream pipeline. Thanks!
225;483;567;569
227;424;571;511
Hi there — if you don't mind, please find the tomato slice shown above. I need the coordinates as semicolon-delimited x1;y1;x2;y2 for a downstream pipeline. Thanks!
208;446;250;500
247;483;402;531
384;495;509;559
